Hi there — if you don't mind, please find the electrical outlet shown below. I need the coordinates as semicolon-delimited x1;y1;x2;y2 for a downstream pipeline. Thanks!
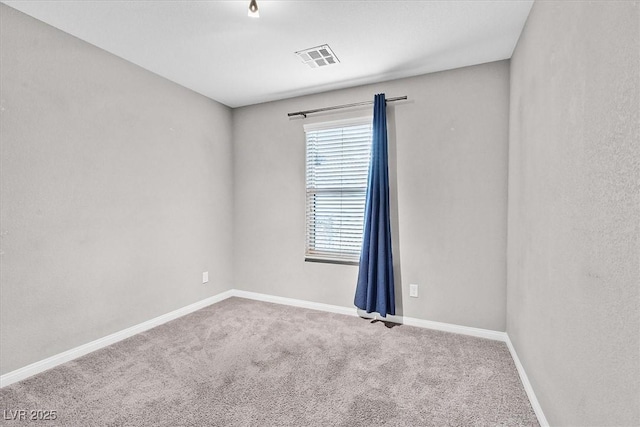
202;271;209;284
409;284;418;298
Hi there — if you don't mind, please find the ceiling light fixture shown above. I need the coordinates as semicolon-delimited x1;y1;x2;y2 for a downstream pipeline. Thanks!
248;0;259;18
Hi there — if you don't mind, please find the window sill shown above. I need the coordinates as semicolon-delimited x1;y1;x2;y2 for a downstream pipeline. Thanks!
305;257;359;266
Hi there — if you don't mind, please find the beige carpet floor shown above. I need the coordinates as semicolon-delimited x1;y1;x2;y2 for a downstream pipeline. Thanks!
1;297;538;426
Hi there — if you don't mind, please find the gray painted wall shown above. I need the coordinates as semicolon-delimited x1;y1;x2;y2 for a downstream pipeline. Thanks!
507;1;639;426
0;5;234;374
233;61;510;331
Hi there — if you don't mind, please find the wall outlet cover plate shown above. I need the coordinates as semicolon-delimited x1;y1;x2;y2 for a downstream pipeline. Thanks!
409;284;418;297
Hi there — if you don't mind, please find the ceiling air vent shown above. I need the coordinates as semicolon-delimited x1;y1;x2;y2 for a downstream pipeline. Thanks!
295;44;340;68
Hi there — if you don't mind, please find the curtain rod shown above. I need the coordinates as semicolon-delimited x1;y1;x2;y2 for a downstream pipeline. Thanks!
287;96;408;118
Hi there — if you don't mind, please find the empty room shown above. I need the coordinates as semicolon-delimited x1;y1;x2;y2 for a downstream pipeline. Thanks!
0;0;638;426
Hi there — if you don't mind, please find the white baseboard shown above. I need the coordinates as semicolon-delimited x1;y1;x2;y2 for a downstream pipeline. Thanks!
0;290;235;388
229;289;507;342
230;289;357;317
400;316;507;341
505;335;549;427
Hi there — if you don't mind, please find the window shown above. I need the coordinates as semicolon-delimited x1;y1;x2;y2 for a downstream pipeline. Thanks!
304;117;372;264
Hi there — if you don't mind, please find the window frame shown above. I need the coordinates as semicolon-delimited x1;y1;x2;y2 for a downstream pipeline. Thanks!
303;116;373;265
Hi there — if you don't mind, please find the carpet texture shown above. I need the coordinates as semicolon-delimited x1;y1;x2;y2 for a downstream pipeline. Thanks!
1;297;539;426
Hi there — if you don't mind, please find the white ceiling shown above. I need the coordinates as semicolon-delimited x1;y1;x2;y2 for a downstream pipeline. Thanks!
2;0;533;108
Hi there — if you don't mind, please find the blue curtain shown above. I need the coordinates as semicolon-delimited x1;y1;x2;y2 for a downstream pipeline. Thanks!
354;93;395;317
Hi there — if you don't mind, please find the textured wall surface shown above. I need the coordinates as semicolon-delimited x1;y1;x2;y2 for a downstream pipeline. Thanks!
0;5;234;374
507;1;640;426
233;61;510;331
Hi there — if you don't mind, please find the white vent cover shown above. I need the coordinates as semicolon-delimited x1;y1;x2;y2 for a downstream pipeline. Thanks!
295;44;340;68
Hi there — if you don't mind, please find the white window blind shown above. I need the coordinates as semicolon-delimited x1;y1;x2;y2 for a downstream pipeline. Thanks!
304;117;372;264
